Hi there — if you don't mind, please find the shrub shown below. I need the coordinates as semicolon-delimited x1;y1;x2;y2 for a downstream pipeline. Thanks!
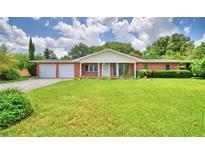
152;70;191;78
0;68;20;80
136;70;152;78
0;88;33;129
28;63;36;76
192;59;205;77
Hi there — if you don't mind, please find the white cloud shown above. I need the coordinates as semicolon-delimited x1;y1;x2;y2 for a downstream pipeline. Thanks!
112;20;135;42
32;17;41;20
184;26;191;34
45;20;49;27
195;33;205;46
0;17;29;51
111;17;178;50
86;17;118;29
0;17;179;57
0;18;74;58
53;17;109;46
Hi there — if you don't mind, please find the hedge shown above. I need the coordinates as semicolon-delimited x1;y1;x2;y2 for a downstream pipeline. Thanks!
0;88;33;129
0;68;20;80
152;70;191;78
136;70;191;78
136;69;152;78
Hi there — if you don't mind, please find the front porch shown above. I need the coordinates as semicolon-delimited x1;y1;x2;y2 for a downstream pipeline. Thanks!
80;63;136;78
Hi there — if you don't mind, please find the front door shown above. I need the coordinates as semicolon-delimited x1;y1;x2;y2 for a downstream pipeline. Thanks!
102;63;110;77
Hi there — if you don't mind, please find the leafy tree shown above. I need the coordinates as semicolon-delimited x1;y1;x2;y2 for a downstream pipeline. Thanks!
43;48;57;59
144;36;169;58
28;37;35;60
192;58;205;77
89;46;105;53
166;33;194;58
192;42;205;59
68;42;141;59
35;53;45;60
13;53;29;70
0;44;17;71
103;42;136;55
130;50;142;57
61;55;69;60
144;33;195;59
69;43;91;59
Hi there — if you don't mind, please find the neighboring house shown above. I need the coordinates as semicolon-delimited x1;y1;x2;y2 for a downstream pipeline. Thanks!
17;69;30;77
30;49;192;79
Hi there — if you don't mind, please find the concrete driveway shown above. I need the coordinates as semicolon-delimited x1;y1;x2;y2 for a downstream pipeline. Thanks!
0;79;64;92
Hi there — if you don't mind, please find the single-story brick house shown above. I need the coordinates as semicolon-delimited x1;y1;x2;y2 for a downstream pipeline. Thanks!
30;49;192;79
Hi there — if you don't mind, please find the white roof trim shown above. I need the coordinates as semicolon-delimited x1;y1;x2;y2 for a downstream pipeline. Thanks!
74;49;138;61
29;60;75;63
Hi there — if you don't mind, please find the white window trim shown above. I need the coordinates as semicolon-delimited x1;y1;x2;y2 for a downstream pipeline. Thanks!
84;64;98;72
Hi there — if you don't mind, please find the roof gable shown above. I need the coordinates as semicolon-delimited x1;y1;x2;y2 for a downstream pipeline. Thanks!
75;49;137;63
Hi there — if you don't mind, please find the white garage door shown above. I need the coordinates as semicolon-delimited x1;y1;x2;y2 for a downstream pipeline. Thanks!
59;64;74;78
39;64;56;78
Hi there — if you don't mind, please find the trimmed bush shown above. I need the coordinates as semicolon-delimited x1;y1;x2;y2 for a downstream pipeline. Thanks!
152;70;191;78
136;70;152;78
0;68;20;80
192;59;205;77
0;88;33;129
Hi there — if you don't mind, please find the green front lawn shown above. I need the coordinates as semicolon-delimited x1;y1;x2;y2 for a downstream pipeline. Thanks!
1;79;205;136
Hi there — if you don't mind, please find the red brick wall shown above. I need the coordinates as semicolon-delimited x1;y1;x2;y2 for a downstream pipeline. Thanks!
171;63;179;70
74;63;80;78
36;63;39;76
83;72;98;77
130;64;134;76
137;63;179;70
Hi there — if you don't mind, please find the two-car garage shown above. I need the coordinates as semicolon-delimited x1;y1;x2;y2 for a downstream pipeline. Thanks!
39;64;74;78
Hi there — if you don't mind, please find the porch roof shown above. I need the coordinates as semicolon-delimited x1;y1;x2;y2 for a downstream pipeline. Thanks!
74;49;138;63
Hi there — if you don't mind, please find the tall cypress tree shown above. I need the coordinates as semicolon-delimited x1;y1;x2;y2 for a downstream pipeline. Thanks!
28;37;36;76
29;37;35;60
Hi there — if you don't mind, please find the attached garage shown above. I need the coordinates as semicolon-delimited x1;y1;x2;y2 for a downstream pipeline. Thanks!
59;64;74;78
39;64;56;78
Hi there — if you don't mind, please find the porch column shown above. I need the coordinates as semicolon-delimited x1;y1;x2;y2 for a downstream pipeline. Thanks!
116;63;119;77
134;63;136;79
98;63;100;77
79;62;82;77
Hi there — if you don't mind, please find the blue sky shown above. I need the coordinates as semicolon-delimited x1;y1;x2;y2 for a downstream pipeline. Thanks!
0;17;205;57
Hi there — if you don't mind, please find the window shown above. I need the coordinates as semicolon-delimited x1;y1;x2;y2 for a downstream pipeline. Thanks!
84;64;98;72
94;64;98;72
165;64;171;70
143;64;148;70
85;65;89;71
119;64;130;76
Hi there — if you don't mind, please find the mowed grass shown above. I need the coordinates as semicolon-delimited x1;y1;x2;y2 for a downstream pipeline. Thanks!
0;79;205;137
